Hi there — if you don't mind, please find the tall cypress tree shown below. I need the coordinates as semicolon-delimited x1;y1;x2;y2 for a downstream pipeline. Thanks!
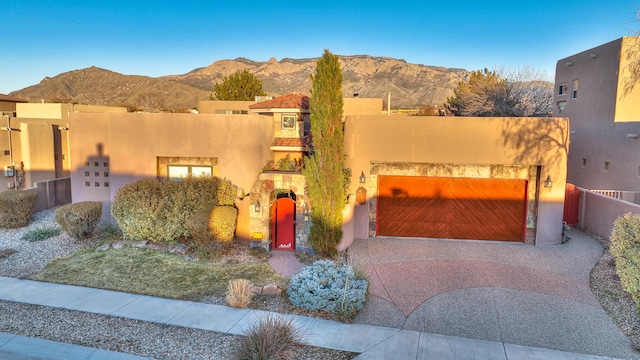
303;50;346;257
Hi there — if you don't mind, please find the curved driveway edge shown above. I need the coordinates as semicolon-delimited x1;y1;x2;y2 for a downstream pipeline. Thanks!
350;228;639;359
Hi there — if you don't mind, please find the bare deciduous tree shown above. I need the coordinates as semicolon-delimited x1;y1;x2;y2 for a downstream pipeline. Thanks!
446;66;553;117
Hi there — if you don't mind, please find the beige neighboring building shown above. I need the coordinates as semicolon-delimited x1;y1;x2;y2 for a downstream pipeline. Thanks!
0;103;127;192
553;37;640;203
0;94;27;114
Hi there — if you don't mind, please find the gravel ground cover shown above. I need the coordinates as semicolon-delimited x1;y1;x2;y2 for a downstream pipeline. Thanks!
0;208;357;359
3;208;640;359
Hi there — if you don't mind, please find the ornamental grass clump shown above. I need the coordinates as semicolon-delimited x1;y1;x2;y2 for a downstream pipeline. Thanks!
610;212;640;311
226;278;254;308
235;313;304;360
287;259;368;320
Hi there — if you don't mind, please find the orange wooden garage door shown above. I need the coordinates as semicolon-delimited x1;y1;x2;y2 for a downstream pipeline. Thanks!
377;176;527;242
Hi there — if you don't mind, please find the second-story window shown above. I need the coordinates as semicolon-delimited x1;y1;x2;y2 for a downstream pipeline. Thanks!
558;83;568;96
572;80;579;99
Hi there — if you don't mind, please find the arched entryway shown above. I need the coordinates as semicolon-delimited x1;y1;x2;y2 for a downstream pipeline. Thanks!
271;191;296;250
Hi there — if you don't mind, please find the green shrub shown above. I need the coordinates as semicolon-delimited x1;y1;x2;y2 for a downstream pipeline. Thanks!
111;177;237;242
0;190;38;228
55;202;103;240
210;206;237;243
185;210;218;253
235;313;304;360
610;212;640;310
22;227;61;242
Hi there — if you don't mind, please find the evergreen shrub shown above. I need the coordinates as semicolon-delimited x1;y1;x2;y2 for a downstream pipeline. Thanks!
55;201;103;240
287;259;368;318
610;212;640;310
111;177;237;242
0;190;38;228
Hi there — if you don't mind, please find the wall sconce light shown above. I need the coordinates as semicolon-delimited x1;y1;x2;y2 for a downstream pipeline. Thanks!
254;200;261;212
626;133;638;139
589;53;598;59
543;175;553;188
359;171;366;184
565;61;573;66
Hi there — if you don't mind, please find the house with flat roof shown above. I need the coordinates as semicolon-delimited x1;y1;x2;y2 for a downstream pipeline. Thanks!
553;37;640;204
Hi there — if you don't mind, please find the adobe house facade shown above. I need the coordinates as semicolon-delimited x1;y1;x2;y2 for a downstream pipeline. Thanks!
553;37;640;203
68;94;567;251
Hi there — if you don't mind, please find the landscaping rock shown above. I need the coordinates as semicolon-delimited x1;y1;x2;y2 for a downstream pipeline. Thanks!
132;240;149;248
168;243;190;256
250;285;263;294
96;244;111;251
262;283;282;295
112;242;125;250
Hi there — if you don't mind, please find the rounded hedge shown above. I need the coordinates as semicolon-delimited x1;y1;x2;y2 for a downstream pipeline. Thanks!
0;190;38;228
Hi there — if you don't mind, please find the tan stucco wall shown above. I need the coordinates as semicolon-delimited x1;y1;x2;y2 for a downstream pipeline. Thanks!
69;112;274;226
554;37;640;193
615;37;640;122
0;117;68;192
197;100;256;114
344;98;384;116
17;103;127;122
343;115;569;247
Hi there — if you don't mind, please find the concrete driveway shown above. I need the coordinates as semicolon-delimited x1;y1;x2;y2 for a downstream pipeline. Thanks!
348;228;639;359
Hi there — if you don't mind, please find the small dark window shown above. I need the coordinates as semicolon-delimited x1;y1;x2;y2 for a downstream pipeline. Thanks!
558;83;568;96
104;172;109;177
104;162;109;167
582;159;587;167
85;181;91;187
94;162;99;167
85;161;90;166
605;162;610;171
84;171;90;177
3;150;9;155
95;182;100;187
104;182;110;187
94;172;100;177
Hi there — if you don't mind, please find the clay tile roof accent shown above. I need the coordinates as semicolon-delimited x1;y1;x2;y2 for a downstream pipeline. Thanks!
249;93;309;110
271;136;309;148
0;94;28;103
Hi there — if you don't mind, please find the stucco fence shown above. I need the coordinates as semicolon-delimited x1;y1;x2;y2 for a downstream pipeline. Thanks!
28;177;72;213
576;187;640;239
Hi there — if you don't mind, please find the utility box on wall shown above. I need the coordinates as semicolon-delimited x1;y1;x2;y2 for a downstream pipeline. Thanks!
4;165;14;177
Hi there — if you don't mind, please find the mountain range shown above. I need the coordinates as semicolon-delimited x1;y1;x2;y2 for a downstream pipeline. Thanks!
9;56;470;112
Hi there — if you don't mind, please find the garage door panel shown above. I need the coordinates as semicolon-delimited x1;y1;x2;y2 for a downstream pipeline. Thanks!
377;176;526;242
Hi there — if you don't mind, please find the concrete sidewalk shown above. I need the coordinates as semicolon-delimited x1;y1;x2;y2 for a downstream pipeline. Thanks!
0;276;626;359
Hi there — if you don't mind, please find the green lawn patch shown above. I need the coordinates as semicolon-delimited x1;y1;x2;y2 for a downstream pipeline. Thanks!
31;248;287;301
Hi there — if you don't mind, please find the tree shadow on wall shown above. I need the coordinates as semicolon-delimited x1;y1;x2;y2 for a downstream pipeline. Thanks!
499;118;569;171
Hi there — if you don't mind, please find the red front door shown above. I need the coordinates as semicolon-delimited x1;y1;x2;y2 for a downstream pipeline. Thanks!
272;197;295;250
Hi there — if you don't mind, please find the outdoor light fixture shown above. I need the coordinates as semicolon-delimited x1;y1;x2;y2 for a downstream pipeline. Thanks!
565;61;573;66
626;133;639;139
543;175;553;188
589;53;598;58
254;200;261;212
359;171;366;184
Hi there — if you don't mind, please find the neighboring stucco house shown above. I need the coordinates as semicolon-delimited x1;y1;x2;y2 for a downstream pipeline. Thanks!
553;37;640;204
1;102;126;193
0;94;27;114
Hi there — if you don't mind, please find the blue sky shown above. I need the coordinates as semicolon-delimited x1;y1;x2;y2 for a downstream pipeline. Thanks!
1;1;638;94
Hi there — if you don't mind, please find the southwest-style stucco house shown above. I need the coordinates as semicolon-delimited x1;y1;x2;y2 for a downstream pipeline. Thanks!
553;37;640;204
67;92;568;250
